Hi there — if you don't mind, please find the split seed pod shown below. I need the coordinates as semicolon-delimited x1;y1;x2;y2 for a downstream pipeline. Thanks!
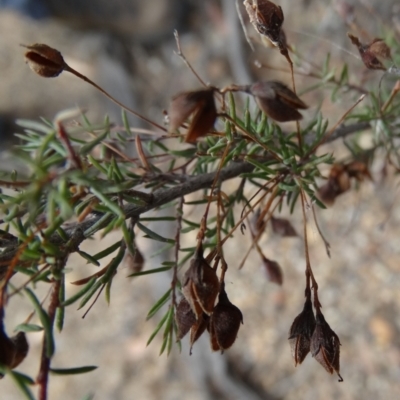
348;34;391;71
175;297;196;340
182;244;219;319
23;43;65;78
168;89;217;143
288;289;316;366
310;311;343;382
209;284;243;353
244;0;285;47
247;81;308;122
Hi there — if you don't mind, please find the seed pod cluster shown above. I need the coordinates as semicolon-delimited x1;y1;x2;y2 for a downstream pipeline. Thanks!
288;288;342;381
176;247;243;353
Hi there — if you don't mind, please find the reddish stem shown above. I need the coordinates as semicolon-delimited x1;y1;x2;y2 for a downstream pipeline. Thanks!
37;278;61;400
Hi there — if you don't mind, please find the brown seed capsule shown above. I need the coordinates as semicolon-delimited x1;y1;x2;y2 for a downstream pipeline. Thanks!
168;89;217;143
261;256;283;285
9;332;29;369
244;0;285;47
182;244;219;319
0;322;29;378
345;160;372;182
317;164;351;206
288;289;316;366
23;43;65;78
175;297;196;340
208;284;243;353
248;81;308;122
270;216;298;237
348;34;389;71
310;311;343;382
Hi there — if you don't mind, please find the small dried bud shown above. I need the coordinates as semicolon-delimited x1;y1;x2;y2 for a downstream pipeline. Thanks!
244;0;285;47
248;81;308;122
310;311;343;382
23;43;65;78
288;290;316;366
124;245;145;273
261;256;283;285
348;34;390;71
182;245;220;319
168;89;217;143
175;297;196;340
271;216;298;237
209;285;243;352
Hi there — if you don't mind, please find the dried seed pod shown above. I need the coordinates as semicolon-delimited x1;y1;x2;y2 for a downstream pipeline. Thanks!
345;160;372;181
244;0;285;47
271;216;298;237
261;256;283;285
0;322;29;378
168;89;217;143
9;332;29;369
310;311;343;382
348;33;390;71
317;164;351;206
208;284;243;353
23;43;65;78
175;297;196;340
182;245;219;319
248;81;308;122
288;289;316;366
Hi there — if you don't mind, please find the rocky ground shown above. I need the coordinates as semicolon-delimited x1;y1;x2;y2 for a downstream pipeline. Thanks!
1;1;400;399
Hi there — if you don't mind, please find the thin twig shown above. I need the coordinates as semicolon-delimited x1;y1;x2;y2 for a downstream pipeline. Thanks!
173;30;207;87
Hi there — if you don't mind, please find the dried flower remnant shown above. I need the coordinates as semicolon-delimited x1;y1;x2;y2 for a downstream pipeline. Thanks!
244;0;285;47
168;89;217;143
23;43;66;78
209;285;243;352
175;297;196;340
348;34;391;71
261;256;283;285
310;311;343;382
271;216;298;237
288;289;316;366
246;81;308;122
182;244;219;319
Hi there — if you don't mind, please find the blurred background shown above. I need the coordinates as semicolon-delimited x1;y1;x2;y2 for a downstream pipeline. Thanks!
1;0;400;399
